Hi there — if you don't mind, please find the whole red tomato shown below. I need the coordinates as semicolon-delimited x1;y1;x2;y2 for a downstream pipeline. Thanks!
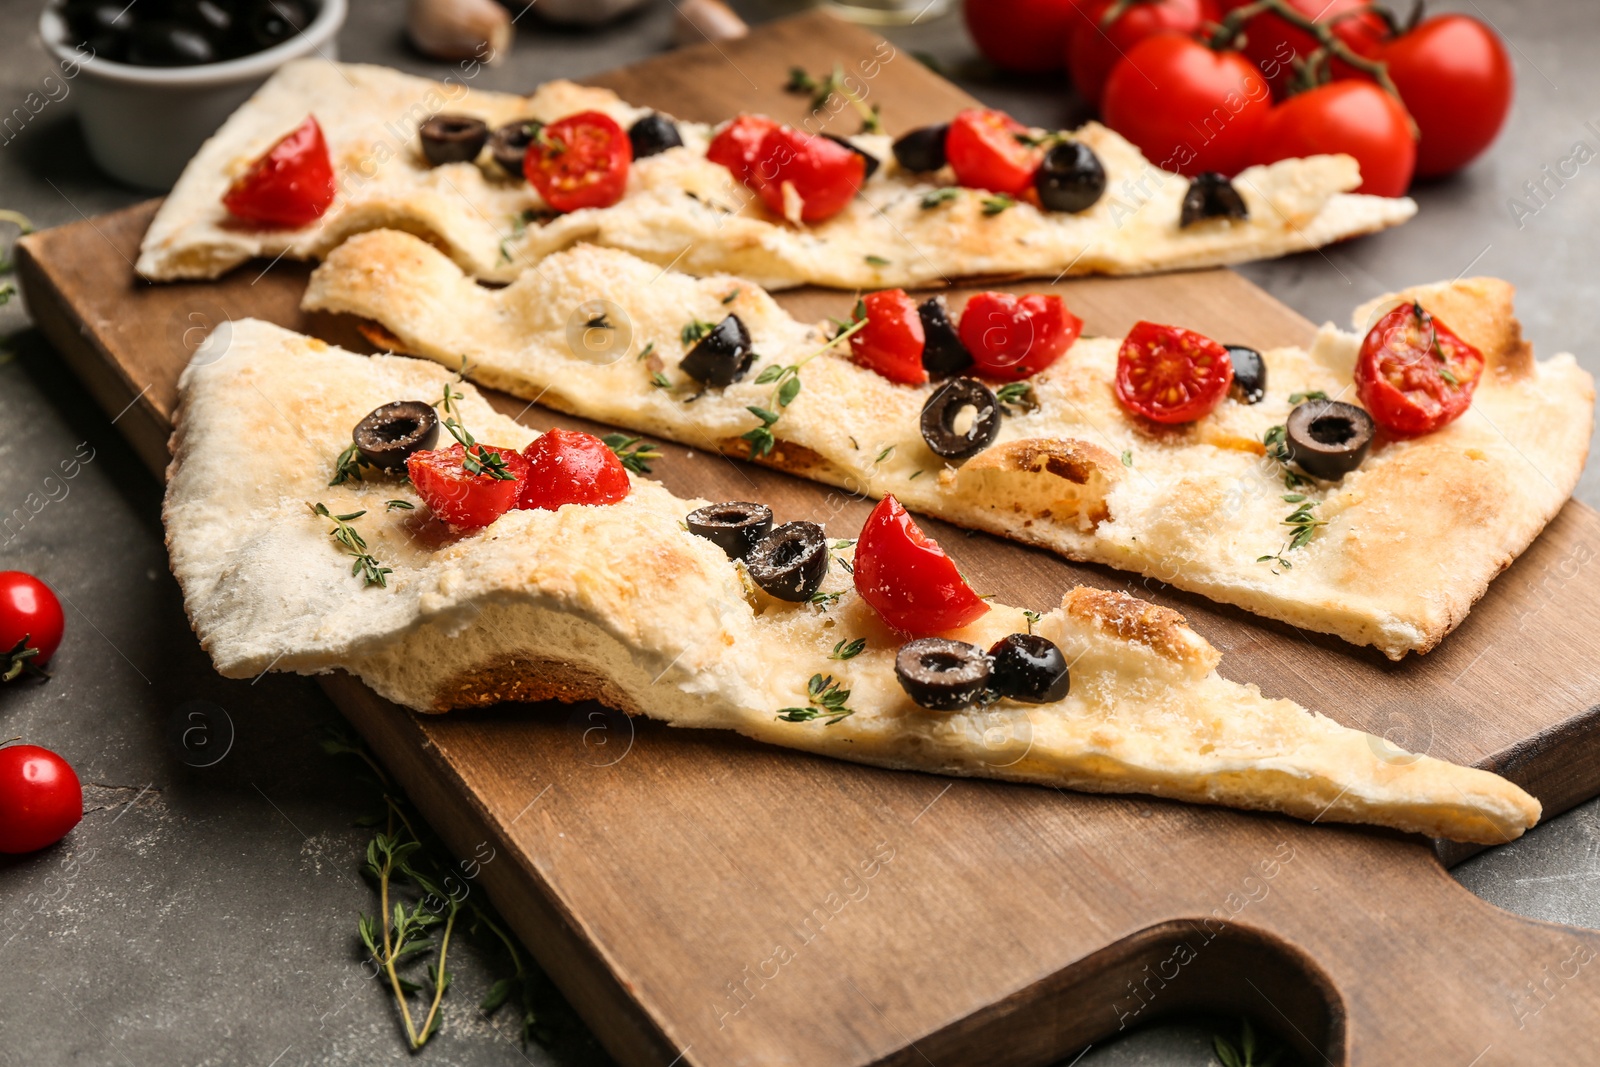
525;111;632;213
1100;34;1271;176
853;495;989;636
1067;0;1217;110
0;744;82;854
0;571;63;681
1382;15;1513;179
519;429;631;510
1233;0;1387;97
1254;81;1416;197
965;0;1090;74
222;115;336;228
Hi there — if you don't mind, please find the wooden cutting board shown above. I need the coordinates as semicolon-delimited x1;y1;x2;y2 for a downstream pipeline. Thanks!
17;12;1600;1066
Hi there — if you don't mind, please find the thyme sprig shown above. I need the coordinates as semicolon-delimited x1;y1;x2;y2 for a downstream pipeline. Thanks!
830;637;867;660
783;63;882;133
434;365;514;481
996;382;1038;414
1257;499;1326;573
330;443;369;486
601;433;663;474
741;307;869;459
310;503;392;588
777;673;855;725
680;317;716;346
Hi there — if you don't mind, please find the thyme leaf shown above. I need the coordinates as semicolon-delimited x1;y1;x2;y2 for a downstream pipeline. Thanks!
830;637;867;660
310;502;392;588
981;193;1017;216
601;433;663;474
920;187;960;209
776;673;855;725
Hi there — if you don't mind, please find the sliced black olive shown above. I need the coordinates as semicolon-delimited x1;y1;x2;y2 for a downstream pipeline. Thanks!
920;378;1001;461
745;521;829;602
988;633;1070;704
628;113;683;159
1285;399;1375;481
489;121;540;179
686;501;773;560
127;21;215;65
1180;171;1249;227
895;638;992;711
892;124;949;173
1033;141;1106;214
917;297;973;378
1226;345;1266;405
680;314;755;388
419;114;489;166
822;135;880;181
352;401;440;470
246;0;311;50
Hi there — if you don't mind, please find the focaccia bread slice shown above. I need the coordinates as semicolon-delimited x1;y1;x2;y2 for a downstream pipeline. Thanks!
303;233;1595;658
162;317;1539;844
136;59;1415;287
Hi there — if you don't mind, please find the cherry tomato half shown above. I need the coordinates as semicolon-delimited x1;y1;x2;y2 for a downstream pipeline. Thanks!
1068;0;1217;111
707;114;780;184
0;744;82;854
854;495;990;636
1114;321;1235;424
753;127;866;223
525;111;632;213
1382;15;1513;179
1234;0;1386;98
965;0;1089;74
1354;302;1484;437
958;292;1082;380
222;115;336;228
851;290;928;385
1100;34;1270;176
946;108;1042;196
408;443;531;529
518;429;631;511
1253;81;1416;198
0;572;64;677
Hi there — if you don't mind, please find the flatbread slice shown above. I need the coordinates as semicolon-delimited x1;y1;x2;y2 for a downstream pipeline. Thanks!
162;317;1539;843
136;59;1415;287
303;233;1595;658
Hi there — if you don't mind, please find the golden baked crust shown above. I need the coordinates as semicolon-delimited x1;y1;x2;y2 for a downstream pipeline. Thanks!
303;235;1594;658
136;60;1415;286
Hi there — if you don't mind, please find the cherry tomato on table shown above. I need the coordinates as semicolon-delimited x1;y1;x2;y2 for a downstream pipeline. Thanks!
1114;321;1235;424
1228;0;1386;97
408;443;530;529
946;108;1042;196
958;291;1081;380
1354;302;1484;437
0;571;64;681
707;114;780;184
851;290;928;386
752;127;866;223
1253;81;1416;198
854;495;990;636
221;115;335;228
519;429;631;511
1067;0;1217;110
965;0;1089;74
525;111;632;213
1381;14;1513;179
1100;34;1270;176
0;744;82;854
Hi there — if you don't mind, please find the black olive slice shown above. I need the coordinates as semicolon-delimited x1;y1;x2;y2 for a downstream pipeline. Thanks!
1180;171;1249;227
489;121;540;178
1226;345;1266;405
920;378;1001;461
892;124;949;173
686;501;773;560
1033;141;1106;214
628;113;683;159
917;297;973;378
420;114;489;166
988;633;1070;704
1285;399;1375;481
680;314;755;388
895;638;992;711
745;521;829;602
353;401;440;470
823;134;881;180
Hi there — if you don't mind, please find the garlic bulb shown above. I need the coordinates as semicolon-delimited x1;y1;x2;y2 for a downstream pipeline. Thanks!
407;0;512;64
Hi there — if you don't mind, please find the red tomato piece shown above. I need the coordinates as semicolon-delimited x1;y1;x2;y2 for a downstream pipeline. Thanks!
407;443;530;529
854;495;990;636
850;290;928;385
957;291;1082;380
946;108;1043;196
1253;81;1416;198
518;428;631;511
222;115;336;228
752;127;866;223
1067;0;1217;110
1100;34;1271;176
965;0;1090;74
1382;15;1513;179
0;571;64;676
1355;302;1484;437
1234;0;1387;98
707;114;780;184
1114;321;1235;424
525;111;632;213
0;744;81;854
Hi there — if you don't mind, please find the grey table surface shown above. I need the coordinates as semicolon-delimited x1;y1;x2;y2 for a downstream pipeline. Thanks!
0;1;1596;1065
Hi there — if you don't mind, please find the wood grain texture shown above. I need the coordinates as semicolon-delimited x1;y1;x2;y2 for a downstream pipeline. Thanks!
16;11;1600;1064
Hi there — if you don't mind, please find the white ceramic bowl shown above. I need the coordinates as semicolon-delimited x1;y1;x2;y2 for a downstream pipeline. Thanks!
39;0;347;191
